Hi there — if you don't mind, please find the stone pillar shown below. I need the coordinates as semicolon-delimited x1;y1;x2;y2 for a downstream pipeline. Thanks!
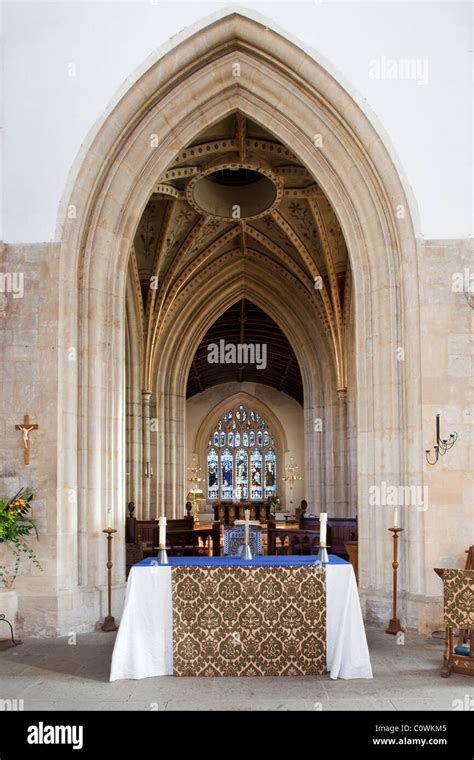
149;395;157;519
142;391;152;520
127;385;142;511
336;388;348;516
304;401;324;512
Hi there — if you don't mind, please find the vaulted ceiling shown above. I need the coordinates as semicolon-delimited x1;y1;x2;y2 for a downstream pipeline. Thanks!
187;300;304;404
128;113;352;397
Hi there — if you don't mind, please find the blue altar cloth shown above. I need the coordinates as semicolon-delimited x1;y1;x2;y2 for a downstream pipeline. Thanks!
135;554;348;567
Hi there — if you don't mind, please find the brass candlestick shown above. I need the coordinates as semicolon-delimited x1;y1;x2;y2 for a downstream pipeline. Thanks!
386;527;404;635
102;528;118;632
282;457;302;511
187;459;203;526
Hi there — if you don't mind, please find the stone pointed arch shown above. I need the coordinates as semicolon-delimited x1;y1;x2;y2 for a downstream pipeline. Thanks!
148;251;334;521
56;11;423;632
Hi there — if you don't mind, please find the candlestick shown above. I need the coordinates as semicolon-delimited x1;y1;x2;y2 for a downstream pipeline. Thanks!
282;457;302;510
187;460;203;526
157;515;169;564
159;515;166;547
240;508;253;560
102;528;118;632
386;527;404;635
319;512;327;547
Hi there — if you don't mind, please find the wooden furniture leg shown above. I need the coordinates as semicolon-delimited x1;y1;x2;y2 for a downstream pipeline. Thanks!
441;626;452;678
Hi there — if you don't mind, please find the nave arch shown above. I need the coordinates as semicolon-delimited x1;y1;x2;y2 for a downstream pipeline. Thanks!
56;12;423;629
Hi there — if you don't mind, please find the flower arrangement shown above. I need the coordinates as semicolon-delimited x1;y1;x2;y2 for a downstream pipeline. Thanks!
268;495;281;514
0;488;42;588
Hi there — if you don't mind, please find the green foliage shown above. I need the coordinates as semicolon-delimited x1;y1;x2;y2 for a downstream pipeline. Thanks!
268;495;281;512
0;488;42;588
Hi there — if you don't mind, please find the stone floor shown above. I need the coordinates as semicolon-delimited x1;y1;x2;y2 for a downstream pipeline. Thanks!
0;626;472;711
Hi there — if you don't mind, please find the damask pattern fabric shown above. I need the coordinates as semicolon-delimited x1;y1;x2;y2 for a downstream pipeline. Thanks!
172;565;326;676
443;569;474;628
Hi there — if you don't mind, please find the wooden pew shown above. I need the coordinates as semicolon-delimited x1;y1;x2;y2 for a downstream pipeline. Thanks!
299;516;357;555
213;501;270;525
267;526;333;555
151;524;221;557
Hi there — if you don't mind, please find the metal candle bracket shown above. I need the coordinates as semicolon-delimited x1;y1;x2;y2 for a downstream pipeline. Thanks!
425;413;458;465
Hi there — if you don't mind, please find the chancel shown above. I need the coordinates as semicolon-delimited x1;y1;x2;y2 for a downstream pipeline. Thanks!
0;4;472;715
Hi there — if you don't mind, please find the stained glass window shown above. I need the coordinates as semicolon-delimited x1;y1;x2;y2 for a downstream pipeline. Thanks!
207;448;219;499
250;448;262;499
221;449;233;499
265;448;276;499
206;405;277;500
235;448;248;499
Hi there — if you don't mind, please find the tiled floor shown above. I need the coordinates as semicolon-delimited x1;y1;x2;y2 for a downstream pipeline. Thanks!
0;626;472;711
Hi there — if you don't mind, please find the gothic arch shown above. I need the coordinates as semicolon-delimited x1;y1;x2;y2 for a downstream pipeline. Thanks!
194;392;290;460
192;390;291;505
147;251;335;518
56;11;423;629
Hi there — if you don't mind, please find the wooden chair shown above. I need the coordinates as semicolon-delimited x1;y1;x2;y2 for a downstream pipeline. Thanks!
435;568;474;677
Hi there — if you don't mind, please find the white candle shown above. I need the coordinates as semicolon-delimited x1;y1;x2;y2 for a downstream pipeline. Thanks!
393;506;399;528
319;512;327;547
159;515;167;547
244;509;250;545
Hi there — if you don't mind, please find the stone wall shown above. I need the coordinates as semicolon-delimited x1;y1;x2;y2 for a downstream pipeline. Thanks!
0;242;61;635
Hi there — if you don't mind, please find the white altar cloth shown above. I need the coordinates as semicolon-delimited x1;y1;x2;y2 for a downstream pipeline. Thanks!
110;558;372;681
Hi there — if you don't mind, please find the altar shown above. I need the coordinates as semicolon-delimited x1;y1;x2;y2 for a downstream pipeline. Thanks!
110;555;372;681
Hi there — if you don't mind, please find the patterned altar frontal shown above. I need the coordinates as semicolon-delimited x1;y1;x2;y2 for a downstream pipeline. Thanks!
443;569;474;627
172;565;326;676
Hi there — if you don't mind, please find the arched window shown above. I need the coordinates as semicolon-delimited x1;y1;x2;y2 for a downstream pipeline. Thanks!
206;404;277;500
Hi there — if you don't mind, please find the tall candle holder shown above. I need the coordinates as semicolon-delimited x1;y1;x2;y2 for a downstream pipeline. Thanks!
386;527;404;635
102;528;118;632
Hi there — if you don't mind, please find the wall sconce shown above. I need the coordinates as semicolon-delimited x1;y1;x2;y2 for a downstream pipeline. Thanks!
425;413;458;465
144;461;153;478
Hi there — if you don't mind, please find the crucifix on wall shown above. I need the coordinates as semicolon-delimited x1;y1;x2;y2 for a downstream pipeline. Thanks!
15;414;39;465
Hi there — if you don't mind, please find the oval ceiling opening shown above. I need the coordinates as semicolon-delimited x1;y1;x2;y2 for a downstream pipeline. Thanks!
190;167;278;220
